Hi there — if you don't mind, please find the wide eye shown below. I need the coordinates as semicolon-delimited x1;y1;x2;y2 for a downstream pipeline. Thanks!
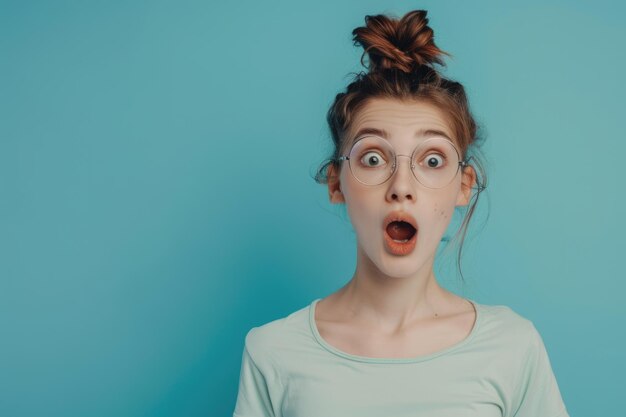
421;153;445;169
360;151;386;168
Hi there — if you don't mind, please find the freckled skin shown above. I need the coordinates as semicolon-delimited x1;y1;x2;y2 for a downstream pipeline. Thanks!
328;98;476;280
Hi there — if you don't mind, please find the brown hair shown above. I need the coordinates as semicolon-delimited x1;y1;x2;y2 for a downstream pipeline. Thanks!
313;9;488;282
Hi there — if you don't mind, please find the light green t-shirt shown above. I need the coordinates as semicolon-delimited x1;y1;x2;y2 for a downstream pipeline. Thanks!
233;298;569;417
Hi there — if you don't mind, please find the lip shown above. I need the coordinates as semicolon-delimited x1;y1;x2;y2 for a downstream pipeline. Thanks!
383;210;418;231
382;210;418;256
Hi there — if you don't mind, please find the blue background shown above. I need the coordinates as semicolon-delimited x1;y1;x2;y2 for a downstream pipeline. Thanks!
2;0;624;416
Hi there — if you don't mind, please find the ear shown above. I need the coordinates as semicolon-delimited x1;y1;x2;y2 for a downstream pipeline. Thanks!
327;164;345;204
456;165;477;206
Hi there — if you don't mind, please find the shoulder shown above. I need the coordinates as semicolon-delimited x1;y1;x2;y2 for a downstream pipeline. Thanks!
475;303;567;415
476;302;542;349
470;302;551;385
479;302;535;329
244;301;313;365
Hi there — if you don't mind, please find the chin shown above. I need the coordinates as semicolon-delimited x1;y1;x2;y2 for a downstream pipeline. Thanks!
357;239;435;279
358;245;429;279
376;256;428;279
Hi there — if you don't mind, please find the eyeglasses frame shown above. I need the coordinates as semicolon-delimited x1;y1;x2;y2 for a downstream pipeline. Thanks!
336;135;475;189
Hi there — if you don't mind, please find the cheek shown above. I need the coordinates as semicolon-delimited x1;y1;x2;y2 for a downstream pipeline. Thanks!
344;191;377;227
341;177;381;235
430;195;458;224
433;180;464;221
341;170;373;206
431;206;448;223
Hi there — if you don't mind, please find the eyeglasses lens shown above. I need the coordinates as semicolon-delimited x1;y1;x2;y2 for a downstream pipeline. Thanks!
347;136;461;188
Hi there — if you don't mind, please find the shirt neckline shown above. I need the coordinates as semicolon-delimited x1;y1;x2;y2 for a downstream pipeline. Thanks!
308;297;482;364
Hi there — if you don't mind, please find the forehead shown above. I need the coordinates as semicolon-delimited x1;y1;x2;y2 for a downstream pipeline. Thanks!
347;98;455;145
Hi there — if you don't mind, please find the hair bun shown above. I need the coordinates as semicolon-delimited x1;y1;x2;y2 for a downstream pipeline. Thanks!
352;10;450;73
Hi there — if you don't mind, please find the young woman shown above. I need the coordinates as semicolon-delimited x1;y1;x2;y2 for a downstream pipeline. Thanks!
233;10;569;417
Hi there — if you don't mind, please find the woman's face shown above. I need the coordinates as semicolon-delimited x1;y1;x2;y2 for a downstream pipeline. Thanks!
327;97;475;278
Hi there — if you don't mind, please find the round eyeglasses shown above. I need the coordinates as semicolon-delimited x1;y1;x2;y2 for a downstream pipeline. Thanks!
337;135;471;188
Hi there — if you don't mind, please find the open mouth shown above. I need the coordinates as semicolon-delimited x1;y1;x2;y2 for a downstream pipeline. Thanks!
386;221;417;243
382;211;418;256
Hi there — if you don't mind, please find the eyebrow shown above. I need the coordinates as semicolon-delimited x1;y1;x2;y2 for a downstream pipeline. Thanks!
352;127;453;142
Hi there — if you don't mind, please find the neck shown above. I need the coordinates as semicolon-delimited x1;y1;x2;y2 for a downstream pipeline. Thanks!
336;244;452;333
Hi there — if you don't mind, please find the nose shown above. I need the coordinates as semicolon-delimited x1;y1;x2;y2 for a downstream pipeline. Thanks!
385;154;416;202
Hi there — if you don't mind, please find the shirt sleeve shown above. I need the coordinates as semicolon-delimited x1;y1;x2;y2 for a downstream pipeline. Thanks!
232;344;276;417
511;323;569;417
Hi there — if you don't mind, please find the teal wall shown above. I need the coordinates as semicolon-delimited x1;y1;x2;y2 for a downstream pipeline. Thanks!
2;0;623;416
